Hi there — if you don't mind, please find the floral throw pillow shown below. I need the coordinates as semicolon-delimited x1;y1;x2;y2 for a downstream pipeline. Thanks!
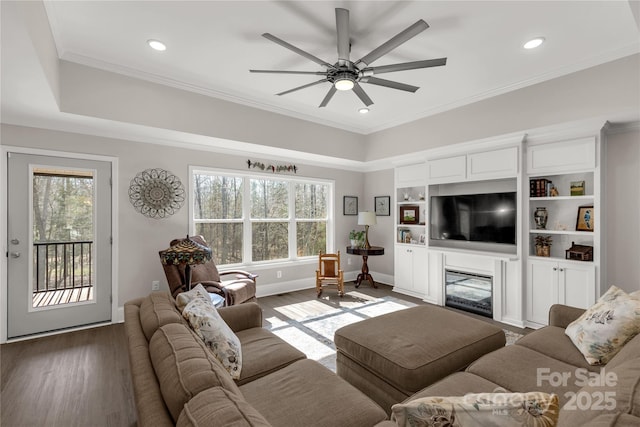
565;285;640;365
182;297;242;379
175;283;211;312
391;392;559;427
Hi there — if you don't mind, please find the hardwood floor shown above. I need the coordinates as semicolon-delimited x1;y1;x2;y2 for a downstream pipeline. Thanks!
0;281;528;427
1;323;137;427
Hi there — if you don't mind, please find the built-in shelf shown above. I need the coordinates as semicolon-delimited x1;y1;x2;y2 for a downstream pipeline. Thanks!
529;195;594;201
529;229;594;236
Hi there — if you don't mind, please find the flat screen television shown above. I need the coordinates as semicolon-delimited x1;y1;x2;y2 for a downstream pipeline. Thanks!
430;192;517;245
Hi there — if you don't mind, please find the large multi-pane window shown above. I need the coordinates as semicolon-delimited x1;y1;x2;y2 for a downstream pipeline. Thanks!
192;169;332;266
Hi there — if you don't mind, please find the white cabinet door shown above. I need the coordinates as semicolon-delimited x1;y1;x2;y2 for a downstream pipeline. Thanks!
427;156;466;184
527;137;596;175
396;163;426;187
467;147;518;181
394;245;427;298
394;246;414;292
559;262;595;309
527;259;559;326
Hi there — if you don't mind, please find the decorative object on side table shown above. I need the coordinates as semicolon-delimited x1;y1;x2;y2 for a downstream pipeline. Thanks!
343;196;358;215
374;196;390;216
349;229;364;248
159;235;213;291
128;168;185;218
400;205;419;224
358;211;377;249
533;207;548;229
576;205;594;231
534;235;552;257
570;180;585;196
566;242;593;261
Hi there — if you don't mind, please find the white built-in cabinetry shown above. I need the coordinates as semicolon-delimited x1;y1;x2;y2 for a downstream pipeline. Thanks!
394;164;428;298
427;147;518;184
525;136;600;328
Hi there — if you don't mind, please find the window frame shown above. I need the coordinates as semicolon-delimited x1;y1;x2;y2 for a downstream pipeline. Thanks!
189;166;334;268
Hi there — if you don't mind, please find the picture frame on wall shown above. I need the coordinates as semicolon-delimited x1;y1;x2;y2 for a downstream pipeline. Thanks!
374;196;390;216
576;205;594;232
343;196;358;215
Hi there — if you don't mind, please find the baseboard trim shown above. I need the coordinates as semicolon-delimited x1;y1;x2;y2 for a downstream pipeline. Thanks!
255;271;391;298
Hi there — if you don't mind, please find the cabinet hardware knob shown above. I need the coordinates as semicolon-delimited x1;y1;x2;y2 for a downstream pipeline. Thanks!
11;239;19;245
553;267;557;271
10;252;20;258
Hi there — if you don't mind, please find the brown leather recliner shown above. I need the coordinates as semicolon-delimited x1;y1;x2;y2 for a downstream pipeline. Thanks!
159;235;257;306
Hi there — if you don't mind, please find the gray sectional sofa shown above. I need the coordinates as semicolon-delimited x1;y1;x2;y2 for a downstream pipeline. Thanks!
373;304;640;427
125;292;640;426
124;292;388;426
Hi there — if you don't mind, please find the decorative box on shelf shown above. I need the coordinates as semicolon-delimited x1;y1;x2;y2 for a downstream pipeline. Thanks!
565;242;593;261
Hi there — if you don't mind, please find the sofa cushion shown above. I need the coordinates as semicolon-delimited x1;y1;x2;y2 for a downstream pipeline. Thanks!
516;326;601;372
407;372;508;401
234;327;306;386
183;296;243;379
240;359;387;427
177;387;272;427
391;392;559;427
608;333;640;369
556;357;640;427
139;291;184;341
466;345;582;406
565;286;640;365
149;323;241;422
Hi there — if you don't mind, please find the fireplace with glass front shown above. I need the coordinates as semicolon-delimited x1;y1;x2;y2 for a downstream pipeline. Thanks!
444;270;493;318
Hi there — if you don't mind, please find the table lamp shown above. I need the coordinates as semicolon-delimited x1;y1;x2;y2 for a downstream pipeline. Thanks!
358;211;377;249
159;235;212;291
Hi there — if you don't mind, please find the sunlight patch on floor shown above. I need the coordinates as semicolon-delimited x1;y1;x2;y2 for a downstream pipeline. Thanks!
354;299;415;318
271;325;335;361
304;312;366;341
274;299;340;321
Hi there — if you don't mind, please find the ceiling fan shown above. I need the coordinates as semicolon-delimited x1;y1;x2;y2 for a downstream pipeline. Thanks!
250;8;447;108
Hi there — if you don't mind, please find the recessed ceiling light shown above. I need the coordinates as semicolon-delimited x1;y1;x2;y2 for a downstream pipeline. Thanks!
358;108;370;114
523;37;545;50
147;39;167;51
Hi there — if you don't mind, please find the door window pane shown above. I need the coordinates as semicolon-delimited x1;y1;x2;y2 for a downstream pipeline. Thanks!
32;169;94;307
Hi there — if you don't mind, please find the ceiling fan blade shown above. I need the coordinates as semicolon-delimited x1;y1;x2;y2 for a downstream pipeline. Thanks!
361;76;419;93
368;58;447;75
352;83;374;106
262;33;334;69
355;20;429;68
250;70;328;75
336;8;350;64
277;79;328;96
319;86;337;108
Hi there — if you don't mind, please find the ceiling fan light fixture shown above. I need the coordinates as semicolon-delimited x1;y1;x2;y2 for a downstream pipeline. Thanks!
523;37;545;49
334;73;355;91
147;39;167;51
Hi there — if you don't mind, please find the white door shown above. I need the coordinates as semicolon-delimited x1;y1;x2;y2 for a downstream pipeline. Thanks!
6;152;112;338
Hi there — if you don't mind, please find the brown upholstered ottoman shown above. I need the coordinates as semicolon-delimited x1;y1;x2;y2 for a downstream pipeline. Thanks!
334;305;506;413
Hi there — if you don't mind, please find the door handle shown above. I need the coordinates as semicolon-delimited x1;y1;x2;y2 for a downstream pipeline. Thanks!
10;252;20;258
10;239;19;245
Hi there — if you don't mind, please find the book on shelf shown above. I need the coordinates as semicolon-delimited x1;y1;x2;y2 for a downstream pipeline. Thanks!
397;228;412;243
529;178;554;197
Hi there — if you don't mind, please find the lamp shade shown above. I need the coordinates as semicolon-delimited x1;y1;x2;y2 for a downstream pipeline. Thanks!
159;235;212;266
358;211;377;226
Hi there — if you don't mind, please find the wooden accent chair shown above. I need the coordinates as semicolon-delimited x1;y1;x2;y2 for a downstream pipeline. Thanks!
159;235;257;306
315;251;344;297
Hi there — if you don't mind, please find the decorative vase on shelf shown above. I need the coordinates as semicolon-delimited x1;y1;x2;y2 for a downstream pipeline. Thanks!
534;207;548;229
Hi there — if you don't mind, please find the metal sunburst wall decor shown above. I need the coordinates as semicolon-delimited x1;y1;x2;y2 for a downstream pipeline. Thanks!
128;168;185;219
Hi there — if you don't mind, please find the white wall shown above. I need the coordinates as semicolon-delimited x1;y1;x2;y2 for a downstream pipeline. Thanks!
1;124;366;307
605;126;640;294
362;169;395;277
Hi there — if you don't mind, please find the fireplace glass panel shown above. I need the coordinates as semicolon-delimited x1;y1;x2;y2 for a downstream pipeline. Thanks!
445;270;492;317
